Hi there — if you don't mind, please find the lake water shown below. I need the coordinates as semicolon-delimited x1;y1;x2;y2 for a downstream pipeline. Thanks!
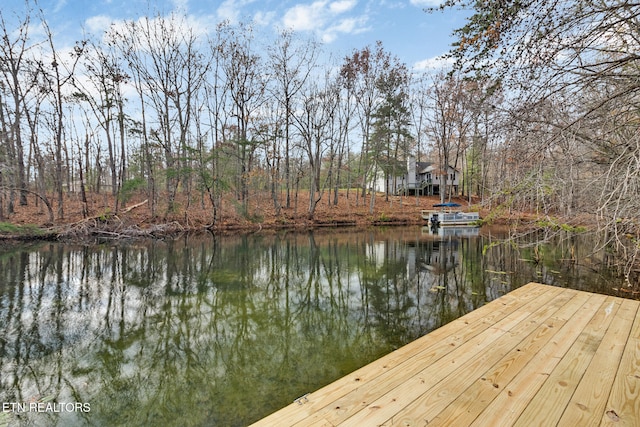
0;226;624;426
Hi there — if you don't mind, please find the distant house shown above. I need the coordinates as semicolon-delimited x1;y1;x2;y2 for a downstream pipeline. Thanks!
375;156;459;196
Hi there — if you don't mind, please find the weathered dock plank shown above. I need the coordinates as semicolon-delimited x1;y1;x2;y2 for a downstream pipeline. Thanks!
250;283;640;427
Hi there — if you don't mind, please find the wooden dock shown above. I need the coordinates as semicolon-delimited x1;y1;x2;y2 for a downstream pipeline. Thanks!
250;283;640;426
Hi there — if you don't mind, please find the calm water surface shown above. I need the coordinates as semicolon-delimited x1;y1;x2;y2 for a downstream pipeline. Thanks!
0;227;623;426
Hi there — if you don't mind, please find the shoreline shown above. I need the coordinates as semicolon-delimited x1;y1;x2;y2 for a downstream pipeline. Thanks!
0;190;587;242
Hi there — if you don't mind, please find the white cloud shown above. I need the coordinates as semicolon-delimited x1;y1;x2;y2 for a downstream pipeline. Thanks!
282;0;368;42
253;10;276;27
98;13;212;53
217;0;241;22
329;0;357;14
184;13;216;37
283;1;329;32
409;0;445;6
330;17;358;33
413;54;454;71
323;16;369;43
85;15;113;35
217;0;258;23
53;0;68;14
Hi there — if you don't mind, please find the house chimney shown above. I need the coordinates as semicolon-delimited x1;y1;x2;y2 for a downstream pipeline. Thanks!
407;155;416;188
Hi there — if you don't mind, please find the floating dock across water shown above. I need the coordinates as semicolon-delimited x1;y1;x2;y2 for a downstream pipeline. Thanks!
251;282;640;426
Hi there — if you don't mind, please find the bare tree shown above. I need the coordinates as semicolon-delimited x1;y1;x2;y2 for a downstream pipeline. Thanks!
267;29;319;209
220;23;267;215
423;71;475;203
438;0;640;286
293;74;340;219
198;21;233;226
331;70;357;206
110;13;209;216
0;10;38;210
74;39;129;211
38;18;84;220
340;42;391;205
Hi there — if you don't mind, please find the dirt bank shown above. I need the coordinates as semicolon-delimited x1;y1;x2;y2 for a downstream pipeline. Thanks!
0;189;542;241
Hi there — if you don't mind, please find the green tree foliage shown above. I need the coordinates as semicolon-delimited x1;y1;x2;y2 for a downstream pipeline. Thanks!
370;56;413;201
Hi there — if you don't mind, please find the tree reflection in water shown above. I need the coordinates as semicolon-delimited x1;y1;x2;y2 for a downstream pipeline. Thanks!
0;227;620;426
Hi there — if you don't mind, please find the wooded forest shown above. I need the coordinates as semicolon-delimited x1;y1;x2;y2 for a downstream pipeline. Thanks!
0;1;638;285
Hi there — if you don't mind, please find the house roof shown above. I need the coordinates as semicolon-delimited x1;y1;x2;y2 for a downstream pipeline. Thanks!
417;161;435;174
416;162;436;173
376;156;407;174
416;161;459;174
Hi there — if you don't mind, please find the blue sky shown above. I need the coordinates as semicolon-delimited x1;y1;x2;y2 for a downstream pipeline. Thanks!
2;0;471;71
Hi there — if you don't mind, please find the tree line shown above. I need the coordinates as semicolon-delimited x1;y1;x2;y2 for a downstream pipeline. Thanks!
0;4;507;224
438;0;640;287
0;1;638;284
